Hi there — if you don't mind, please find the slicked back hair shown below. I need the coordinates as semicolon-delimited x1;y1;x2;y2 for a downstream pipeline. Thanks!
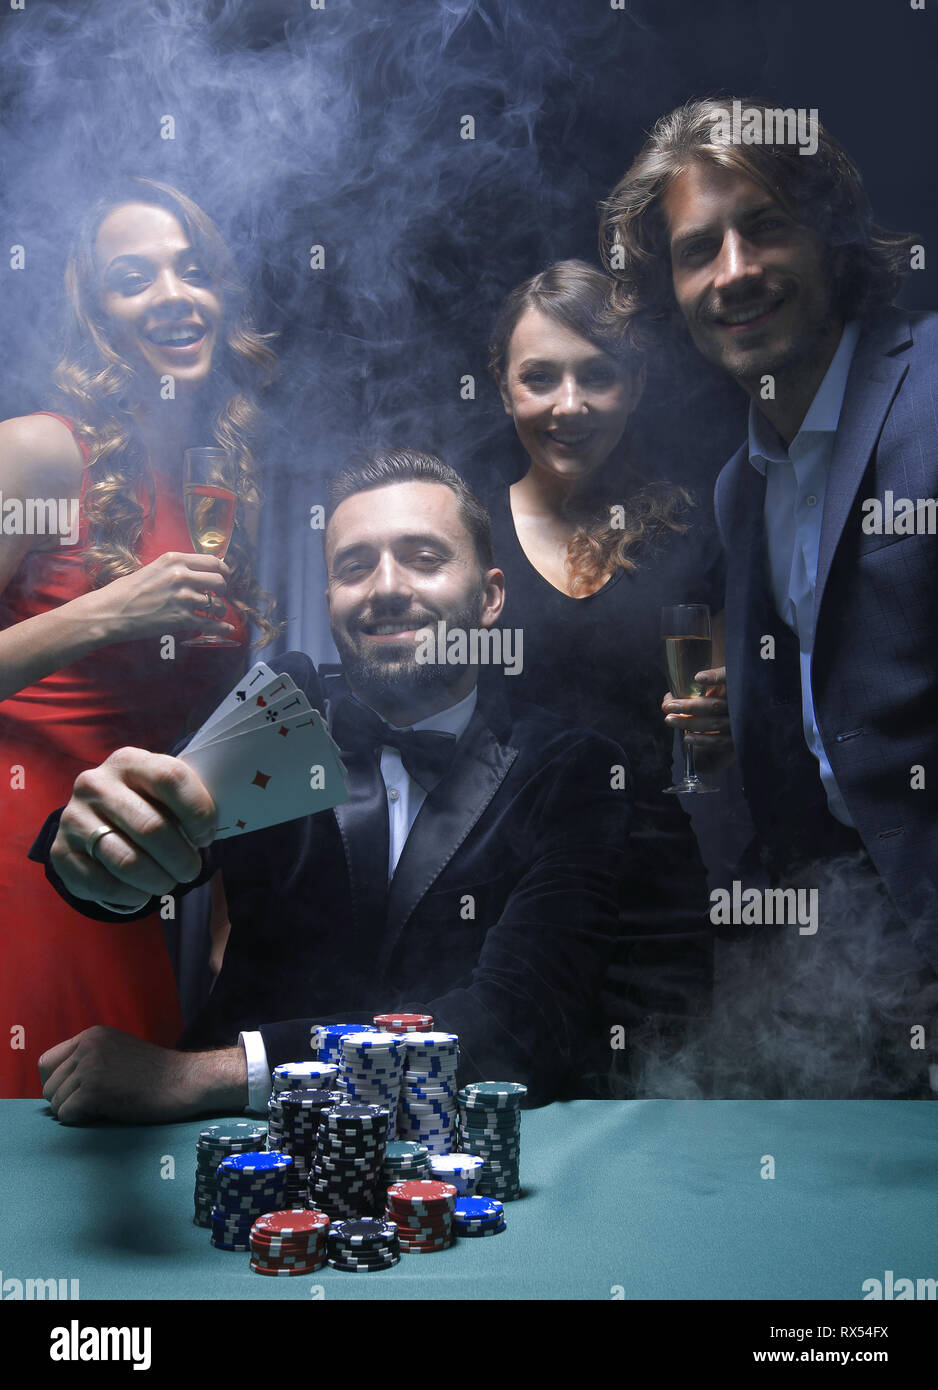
326;448;494;571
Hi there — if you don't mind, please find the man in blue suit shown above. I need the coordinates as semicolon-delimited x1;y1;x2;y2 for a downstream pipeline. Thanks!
600;97;937;1095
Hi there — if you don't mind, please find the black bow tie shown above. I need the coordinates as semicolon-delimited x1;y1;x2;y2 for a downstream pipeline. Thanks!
331;695;459;794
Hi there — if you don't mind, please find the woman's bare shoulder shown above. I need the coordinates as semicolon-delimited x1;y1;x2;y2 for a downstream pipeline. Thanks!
0;414;87;495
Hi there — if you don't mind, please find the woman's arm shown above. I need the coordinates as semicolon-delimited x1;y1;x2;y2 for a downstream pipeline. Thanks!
0;415;234;704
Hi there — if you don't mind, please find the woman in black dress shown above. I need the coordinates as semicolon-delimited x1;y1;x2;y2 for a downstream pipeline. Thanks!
485;259;728;1095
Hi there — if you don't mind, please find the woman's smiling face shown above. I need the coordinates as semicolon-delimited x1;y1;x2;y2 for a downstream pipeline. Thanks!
94;201;223;391
499;306;641;485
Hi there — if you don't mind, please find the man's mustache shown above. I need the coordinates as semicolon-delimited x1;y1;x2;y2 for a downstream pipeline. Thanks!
703;283;786;322
352;611;438;633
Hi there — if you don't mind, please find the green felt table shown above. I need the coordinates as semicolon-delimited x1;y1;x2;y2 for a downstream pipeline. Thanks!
1;1098;934;1301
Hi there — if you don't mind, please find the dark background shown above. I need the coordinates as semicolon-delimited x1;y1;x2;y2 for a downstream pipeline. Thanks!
2;0;936;657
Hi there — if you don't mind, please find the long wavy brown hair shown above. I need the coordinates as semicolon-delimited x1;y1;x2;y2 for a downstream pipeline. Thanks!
489;259;692;595
51;176;281;645
598;96;917;353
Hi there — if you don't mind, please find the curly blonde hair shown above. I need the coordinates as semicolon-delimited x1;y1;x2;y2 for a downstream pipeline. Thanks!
51;177;281;646
489;259;692;595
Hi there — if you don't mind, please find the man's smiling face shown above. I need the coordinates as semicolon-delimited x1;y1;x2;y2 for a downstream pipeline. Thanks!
661;159;842;388
324;480;503;715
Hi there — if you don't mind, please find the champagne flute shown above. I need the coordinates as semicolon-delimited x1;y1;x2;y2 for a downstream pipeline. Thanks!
182;447;238;647
661;604;717;794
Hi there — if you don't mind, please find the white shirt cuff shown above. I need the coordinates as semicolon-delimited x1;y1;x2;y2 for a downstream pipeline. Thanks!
239;1030;272;1115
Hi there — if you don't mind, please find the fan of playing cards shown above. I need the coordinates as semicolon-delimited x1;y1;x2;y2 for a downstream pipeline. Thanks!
180;662;349;839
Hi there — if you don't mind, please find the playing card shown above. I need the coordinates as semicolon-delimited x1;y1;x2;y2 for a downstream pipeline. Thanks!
180;707;348;838
188;674;311;749
187;662;278;748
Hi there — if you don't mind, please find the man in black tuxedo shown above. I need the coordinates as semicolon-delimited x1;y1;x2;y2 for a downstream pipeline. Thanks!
32;450;632;1121
599;98;938;1095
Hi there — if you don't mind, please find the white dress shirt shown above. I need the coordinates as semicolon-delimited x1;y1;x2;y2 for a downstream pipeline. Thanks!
747;319;861;827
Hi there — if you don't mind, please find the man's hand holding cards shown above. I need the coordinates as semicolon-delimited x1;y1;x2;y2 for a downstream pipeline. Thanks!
179;662;348;838
50;663;348;909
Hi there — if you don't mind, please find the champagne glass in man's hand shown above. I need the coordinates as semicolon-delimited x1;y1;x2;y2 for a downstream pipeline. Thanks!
183;448;239;647
660;605;720;794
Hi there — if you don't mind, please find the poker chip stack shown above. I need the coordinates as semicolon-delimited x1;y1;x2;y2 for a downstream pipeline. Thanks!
338;1031;406;1138
308;1104;390;1221
249;1209;331;1276
327;1218;401;1273
381;1140;432;1188
210;1151;292;1251
428;1153;484;1195
193;1122;267;1228
312;1023;377;1066
397;1031;460;1155
277;1089;347;1204
267;1065;339;1149
373;1012;434;1034
384;1179;458;1253
452;1195;506;1238
457;1081;526;1202
273;1061;341;1091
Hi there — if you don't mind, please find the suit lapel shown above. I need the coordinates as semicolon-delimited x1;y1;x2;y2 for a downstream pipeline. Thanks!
377;706;518;976
324;672;390;951
332;752;390;952
815;311;912;613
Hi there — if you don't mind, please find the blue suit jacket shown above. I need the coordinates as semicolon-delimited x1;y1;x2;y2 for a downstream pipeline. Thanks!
714;306;938;971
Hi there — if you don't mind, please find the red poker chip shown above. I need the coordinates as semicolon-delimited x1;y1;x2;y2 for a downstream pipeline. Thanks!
386;1210;452;1224
387;1203;455;1220
251;1210;330;1236
374;1014;433;1031
386;1180;457;1205
385;1208;452;1225
397;1239;454;1253
386;1223;451;1238
250;1245;326;1267
250;1253;322;1267
250;1259;326;1276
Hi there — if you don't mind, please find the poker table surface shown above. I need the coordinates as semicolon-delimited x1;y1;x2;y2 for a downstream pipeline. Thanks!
1;1098;934;1301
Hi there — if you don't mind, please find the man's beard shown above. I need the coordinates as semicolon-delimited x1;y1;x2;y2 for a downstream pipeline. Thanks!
332;590;485;712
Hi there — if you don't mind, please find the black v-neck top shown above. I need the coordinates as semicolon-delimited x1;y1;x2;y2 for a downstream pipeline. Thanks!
487;481;725;800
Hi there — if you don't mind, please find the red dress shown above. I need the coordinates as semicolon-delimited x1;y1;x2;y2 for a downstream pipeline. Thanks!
0;414;248;1096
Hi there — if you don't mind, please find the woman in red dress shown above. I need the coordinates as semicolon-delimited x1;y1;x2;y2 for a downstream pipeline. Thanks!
0;178;277;1096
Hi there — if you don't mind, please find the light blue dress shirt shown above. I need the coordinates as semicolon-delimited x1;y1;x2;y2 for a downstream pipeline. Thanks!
747;320;862;828
240;684;479;1111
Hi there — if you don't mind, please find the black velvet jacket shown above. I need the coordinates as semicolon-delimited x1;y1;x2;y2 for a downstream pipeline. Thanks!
31;655;633;1102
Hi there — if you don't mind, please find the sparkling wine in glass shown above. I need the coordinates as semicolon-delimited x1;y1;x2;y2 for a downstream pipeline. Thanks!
661;604;717;794
183;447;238;647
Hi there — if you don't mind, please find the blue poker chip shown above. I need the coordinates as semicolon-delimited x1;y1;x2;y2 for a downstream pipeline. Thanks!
218;1151;292;1174
454;1196;503;1220
313;1024;377;1060
454;1220;507;1237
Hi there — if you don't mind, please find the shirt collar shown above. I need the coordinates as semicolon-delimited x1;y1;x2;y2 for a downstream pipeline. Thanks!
408;685;478;738
748;319;862;474
326;680;478;742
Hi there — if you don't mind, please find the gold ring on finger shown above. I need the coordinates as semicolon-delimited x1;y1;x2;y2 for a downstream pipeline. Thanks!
86;825;116;863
